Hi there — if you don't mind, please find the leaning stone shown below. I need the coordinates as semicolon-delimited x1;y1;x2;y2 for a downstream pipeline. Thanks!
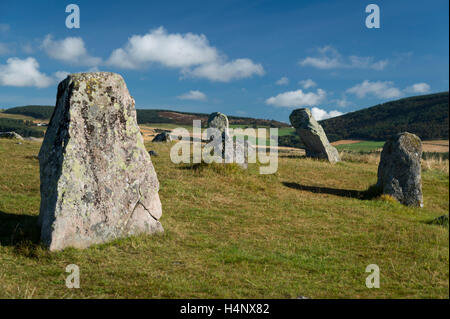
376;132;423;207
38;72;163;251
289;108;340;163
152;131;172;142
0;131;24;140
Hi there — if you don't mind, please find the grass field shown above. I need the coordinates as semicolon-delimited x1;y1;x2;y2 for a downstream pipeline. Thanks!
0;138;448;299
335;141;385;152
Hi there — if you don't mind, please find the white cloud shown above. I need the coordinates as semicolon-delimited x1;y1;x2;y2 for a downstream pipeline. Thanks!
265;88;326;107
42;35;101;66
299;78;316;89
299;46;388;70
346;80;402;99
53;71;70;82
276;76;289;85
177;90;207;101
0;57;53;88
108;26;218;69
404;82;430;94
108;26;264;82
185;58;264;82
311;107;343;121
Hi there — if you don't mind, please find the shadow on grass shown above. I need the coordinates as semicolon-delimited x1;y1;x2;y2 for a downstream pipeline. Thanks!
282;182;381;200
426;214;449;228
0;210;42;257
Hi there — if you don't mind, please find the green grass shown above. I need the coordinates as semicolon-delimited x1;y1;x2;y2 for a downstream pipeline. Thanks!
336;141;385;152
0;138;448;298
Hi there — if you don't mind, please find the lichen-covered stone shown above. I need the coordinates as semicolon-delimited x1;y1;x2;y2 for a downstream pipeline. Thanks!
377;132;423;207
205;112;249;169
38;72;163;251
207;112;228;134
289;108;340;163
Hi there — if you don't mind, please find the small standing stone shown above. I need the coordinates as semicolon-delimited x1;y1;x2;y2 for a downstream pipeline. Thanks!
376;132;423;207
206;112;249;169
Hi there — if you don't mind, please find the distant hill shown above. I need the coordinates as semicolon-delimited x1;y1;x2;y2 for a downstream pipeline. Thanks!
4;92;448;141
3;106;289;128
320;92;449;142
3;105;54;120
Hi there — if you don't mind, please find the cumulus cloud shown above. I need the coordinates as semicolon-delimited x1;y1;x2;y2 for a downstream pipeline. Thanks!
346;80;402;99
108;26;264;82
185;58;264;82
53;71;70;82
311;107;343;121
177;90;207;101
42;35;101;66
299;78;316;89
276;76;289;85
265;88;326;107
404;82;430;94
299;46;388;70
108;27;218;69
0;57;53;88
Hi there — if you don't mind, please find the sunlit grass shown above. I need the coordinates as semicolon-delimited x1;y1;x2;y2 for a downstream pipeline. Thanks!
0;138;448;298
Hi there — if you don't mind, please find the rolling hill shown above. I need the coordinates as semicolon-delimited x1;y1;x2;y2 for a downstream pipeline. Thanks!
320;92;449;142
3;106;289;128
3;92;449;143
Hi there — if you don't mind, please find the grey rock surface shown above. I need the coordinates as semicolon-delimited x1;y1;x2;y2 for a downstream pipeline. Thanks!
0;131;24;140
206;112;249;169
152;132;172;142
207;112;229;135
289;108;340;163
377;132;423;207
38;72;163;251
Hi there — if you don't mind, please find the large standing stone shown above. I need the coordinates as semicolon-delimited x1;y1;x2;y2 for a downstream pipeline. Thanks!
289;108;340;163
38;72;163;251
376;132;423;207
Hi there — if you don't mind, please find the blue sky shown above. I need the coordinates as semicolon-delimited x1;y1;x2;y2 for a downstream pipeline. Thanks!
0;0;448;123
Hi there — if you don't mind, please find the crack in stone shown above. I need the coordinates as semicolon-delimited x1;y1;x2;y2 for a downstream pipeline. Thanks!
124;183;158;230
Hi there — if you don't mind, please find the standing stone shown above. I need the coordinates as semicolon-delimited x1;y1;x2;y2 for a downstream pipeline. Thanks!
289;108;340;163
376;132;423;207
152;131;172;142
38;72;163;251
206;112;249;169
208;112;229;134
